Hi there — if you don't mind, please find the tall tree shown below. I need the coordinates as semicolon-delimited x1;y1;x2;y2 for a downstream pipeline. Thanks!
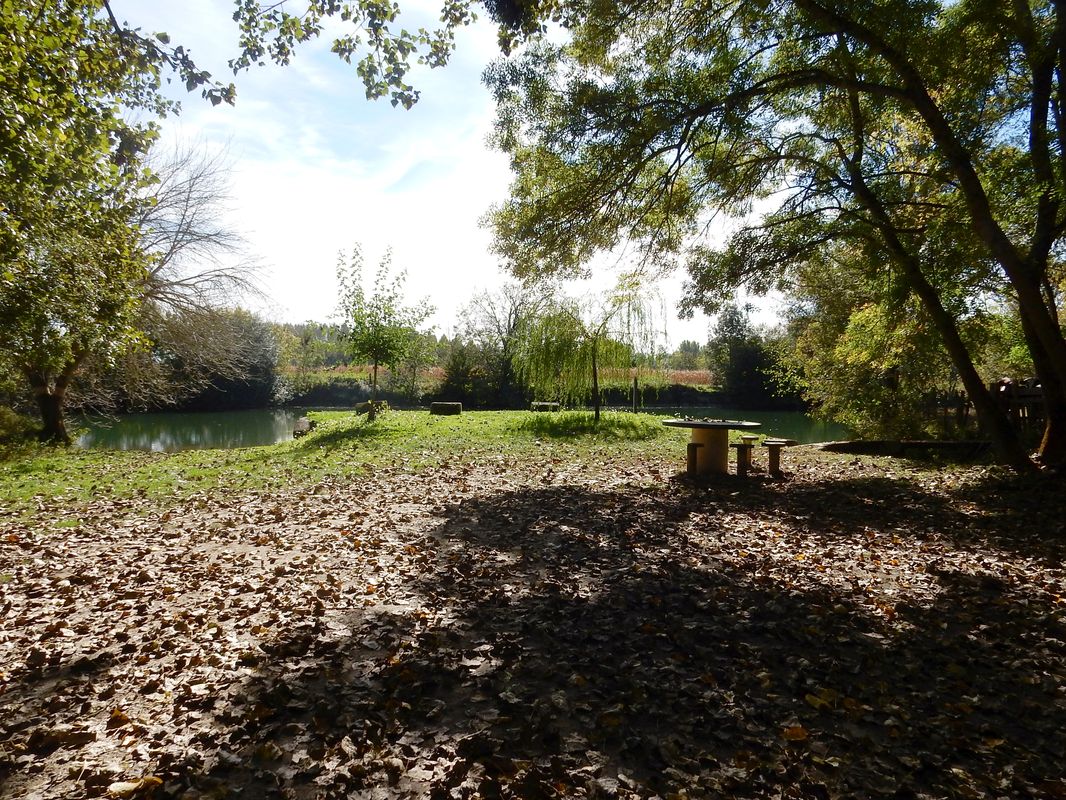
778;245;982;437
0;212;146;443
106;144;263;411
0;1;167;442
335;246;434;418
480;1;1066;470
705;304;785;406
458;282;550;407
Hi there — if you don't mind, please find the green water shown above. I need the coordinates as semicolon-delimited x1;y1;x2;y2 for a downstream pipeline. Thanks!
77;406;848;451
76;408;307;452
641;406;851;444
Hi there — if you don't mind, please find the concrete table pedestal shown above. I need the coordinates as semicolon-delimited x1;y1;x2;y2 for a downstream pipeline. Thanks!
663;419;762;476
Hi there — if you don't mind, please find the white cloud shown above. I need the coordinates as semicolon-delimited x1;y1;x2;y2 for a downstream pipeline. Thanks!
125;0;730;347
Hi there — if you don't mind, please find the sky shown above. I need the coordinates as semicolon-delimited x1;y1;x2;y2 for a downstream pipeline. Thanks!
121;0;766;347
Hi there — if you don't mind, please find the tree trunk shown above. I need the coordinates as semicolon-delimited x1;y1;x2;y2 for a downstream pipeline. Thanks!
1018;309;1066;465
24;360;79;445
26;374;71;445
369;361;379;421
36;391;70;445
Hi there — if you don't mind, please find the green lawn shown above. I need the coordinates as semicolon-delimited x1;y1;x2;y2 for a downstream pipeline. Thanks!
0;410;701;520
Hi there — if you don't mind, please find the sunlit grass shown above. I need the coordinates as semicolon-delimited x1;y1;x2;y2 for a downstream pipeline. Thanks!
0;409;689;520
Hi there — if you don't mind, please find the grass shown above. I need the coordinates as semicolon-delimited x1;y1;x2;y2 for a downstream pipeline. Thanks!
0;409;713;521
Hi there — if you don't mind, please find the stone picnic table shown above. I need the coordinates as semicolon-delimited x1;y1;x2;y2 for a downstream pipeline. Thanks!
662;418;762;475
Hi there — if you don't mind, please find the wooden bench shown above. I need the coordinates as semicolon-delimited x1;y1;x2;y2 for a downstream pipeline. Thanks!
531;401;560;412
762;438;798;476
430;402;462;416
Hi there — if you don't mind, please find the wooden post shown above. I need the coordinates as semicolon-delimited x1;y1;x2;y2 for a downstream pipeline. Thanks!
741;434;759;470
766;442;782;475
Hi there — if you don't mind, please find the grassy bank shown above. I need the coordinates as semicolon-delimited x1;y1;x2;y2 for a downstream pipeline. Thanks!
0;410;688;521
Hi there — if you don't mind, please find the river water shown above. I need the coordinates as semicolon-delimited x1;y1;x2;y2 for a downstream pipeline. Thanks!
76;406;848;451
76;409;307;452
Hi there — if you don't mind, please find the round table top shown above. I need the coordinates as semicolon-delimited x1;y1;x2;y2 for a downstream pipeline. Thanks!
662;418;762;430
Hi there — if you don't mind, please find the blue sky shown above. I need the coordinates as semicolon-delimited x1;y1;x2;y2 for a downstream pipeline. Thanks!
119;0;733;346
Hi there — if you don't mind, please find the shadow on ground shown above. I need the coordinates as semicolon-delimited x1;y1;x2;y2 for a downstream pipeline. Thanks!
167;474;1065;799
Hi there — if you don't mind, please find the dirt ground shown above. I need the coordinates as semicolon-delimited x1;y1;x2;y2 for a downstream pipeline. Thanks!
1;449;1065;799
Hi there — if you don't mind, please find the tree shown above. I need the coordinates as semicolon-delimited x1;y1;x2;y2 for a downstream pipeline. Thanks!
437;338;495;408
668;340;703;372
705;304;788;407
480;1;1066;470
92;143;265;412
387;330;439;402
5;139;264;424
335;246;434;418
230;0;477;108
457;282;549;407
0;2;170;441
0;212;146;443
779;248;976;437
513;274;660;422
173;309;281;411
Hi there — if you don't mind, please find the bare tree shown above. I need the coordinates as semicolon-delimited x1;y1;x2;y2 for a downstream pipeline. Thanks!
136;143;260;311
77;143;267;412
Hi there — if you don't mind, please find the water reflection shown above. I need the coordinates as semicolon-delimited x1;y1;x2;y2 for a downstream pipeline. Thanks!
76;409;306;452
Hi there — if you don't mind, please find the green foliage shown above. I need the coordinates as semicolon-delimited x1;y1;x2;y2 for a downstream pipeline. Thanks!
794;303;953;439
437;340;496;408
477;0;1066;466
0;406;35;443
667;340;702;371
513;275;660;420
977;308;1037;380
705;305;793;407
231;0;476;108
335;246;434;406
0;2;192;442
779;249;1001;438
386;330;439;402
276;322;351;385
454;284;546;408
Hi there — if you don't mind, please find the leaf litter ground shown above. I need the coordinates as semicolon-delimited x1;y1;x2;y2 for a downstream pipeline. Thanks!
1;448;1065;799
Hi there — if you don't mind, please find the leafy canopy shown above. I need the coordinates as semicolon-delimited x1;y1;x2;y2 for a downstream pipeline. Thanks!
335;246;434;397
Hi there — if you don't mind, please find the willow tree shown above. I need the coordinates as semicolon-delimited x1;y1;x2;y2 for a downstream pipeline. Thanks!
514;274;661;422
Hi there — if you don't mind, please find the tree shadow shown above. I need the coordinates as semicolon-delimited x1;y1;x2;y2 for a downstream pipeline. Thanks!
166;479;1065;798
512;411;664;441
